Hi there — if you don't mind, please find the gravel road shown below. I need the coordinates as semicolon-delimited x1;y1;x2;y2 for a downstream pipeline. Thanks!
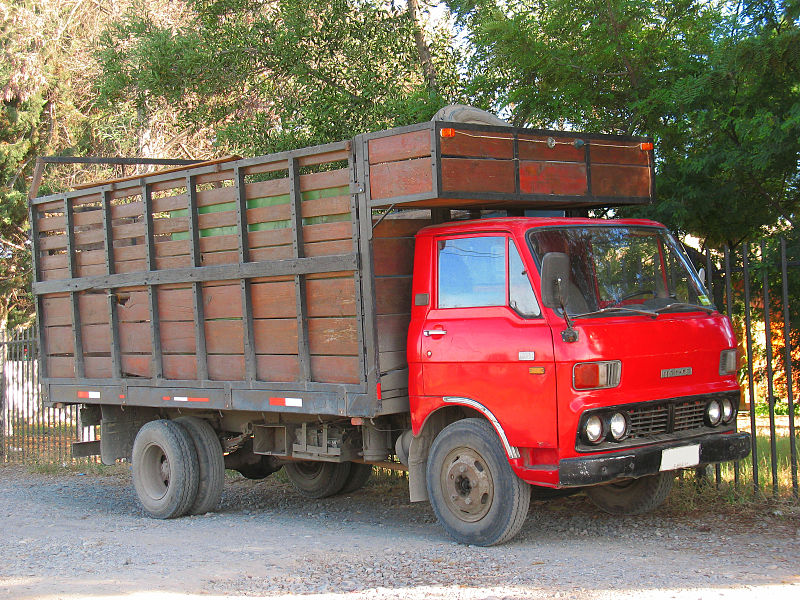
1;464;798;600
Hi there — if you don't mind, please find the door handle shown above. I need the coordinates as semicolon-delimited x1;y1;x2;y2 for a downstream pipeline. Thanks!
423;329;447;337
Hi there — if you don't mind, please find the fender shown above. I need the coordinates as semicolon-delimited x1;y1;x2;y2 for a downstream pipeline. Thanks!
441;397;521;460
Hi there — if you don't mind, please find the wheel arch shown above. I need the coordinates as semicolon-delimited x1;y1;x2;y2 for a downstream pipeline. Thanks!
408;397;519;503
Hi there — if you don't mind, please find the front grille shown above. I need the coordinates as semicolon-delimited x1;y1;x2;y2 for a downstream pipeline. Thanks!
673;400;707;431
575;390;740;452
628;404;669;438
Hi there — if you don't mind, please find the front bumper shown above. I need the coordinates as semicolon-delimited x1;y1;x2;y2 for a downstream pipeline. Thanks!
559;431;751;487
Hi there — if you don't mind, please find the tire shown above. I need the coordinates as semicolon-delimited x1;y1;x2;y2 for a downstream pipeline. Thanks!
586;472;675;515
174;417;225;515
284;461;352;499
426;418;530;546
339;462;373;494
431;104;509;126
132;419;199;519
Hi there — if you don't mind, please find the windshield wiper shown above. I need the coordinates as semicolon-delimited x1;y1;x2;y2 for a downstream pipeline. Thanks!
569;305;659;320
653;302;715;315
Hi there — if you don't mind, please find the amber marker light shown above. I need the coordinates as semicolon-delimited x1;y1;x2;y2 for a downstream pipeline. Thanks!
440;127;456;138
640;142;654;151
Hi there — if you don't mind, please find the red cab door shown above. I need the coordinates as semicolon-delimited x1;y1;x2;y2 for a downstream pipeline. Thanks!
421;234;557;449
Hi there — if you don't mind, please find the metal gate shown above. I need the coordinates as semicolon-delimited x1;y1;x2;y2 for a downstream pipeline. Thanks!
702;236;798;499
0;328;86;464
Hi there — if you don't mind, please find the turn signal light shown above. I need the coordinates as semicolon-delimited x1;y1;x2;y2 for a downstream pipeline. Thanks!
640;142;654;151
573;360;621;390
440;127;455;138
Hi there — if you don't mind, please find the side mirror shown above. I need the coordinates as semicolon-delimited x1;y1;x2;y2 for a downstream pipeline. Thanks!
541;252;570;308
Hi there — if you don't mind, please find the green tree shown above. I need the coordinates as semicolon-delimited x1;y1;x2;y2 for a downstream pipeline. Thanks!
95;0;463;156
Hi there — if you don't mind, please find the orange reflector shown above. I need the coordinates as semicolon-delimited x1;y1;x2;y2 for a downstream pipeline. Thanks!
351;417;364;426
440;127;455;138
640;142;654;151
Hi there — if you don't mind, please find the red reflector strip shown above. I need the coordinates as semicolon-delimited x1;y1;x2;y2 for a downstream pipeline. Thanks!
77;391;100;399
173;396;210;403
269;397;303;407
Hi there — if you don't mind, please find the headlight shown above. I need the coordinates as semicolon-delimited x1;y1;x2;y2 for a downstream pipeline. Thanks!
705;400;722;426
585;415;604;443
719;349;737;376
721;397;735;423
609;412;629;440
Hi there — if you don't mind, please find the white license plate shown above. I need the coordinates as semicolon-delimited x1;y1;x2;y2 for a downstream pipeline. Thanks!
660;444;700;471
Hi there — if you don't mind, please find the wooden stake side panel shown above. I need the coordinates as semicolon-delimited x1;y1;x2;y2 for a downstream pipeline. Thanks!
366;123;654;209
34;148;363;388
373;217;431;398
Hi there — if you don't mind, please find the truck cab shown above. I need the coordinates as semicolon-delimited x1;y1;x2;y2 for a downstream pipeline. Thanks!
406;217;749;543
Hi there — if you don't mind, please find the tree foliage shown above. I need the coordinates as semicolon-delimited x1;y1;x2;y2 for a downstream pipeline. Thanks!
95;0;463;155
447;0;800;248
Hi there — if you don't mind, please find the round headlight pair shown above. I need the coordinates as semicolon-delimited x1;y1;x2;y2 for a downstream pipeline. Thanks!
721;397;735;423
584;412;629;444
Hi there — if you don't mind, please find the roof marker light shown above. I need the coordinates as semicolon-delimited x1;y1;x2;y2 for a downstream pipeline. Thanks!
440;128;455;138
640;142;654;151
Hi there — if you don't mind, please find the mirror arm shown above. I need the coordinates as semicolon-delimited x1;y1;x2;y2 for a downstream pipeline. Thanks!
556;277;579;343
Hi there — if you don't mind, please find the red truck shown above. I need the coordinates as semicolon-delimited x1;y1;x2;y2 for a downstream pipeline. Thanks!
29;113;750;545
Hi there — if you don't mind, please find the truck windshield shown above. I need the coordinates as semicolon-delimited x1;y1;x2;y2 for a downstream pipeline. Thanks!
528;226;713;316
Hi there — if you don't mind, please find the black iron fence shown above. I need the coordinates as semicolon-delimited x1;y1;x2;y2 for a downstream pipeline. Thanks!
1;235;798;500
0;328;87;465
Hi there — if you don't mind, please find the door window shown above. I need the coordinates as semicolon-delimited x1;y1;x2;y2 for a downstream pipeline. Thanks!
438;236;505;308
437;236;541;317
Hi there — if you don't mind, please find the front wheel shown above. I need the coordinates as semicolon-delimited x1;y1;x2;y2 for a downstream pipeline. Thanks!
585;472;674;515
426;418;530;546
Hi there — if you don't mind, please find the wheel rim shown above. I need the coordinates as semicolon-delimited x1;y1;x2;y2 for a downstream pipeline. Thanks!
140;442;170;501
439;446;494;522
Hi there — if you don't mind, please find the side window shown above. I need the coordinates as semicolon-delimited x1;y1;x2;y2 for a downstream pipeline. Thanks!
438;236;505;308
509;242;541;317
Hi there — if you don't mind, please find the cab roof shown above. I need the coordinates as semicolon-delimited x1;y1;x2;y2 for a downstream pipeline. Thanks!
416;217;666;238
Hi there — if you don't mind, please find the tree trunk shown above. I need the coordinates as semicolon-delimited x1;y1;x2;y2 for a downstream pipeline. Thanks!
407;0;437;93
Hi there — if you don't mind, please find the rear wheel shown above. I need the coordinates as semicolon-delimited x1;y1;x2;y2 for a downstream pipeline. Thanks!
426;419;530;546
339;462;373;494
284;461;351;498
174;417;225;515
132;419;199;519
586;472;674;515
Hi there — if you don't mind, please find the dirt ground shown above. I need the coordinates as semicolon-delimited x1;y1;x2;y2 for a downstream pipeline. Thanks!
1;463;798;600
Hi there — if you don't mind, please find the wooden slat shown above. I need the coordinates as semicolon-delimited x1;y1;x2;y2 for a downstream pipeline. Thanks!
370;158;433;200
376;314;410;353
373;237;415;276
375;276;412;314
591;143;649;166
441;158;516;194
590;164;650;197
519;161;588;196
196;184;236;208
37;215;66;233
440;130;513;159
151;193;188;213
368;129;431;164
518;134;586;162
299;168;349;192
39;234;67;251
373;218;432;238
300;195;350;219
